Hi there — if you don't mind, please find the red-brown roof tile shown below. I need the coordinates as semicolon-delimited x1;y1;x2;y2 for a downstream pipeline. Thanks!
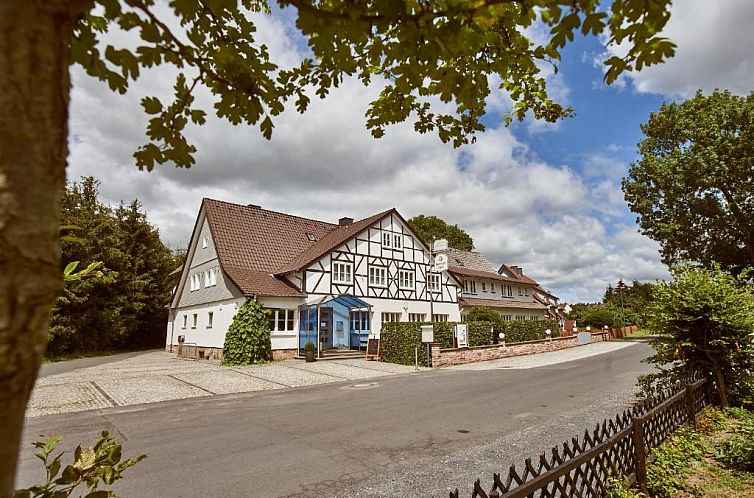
204;199;336;296
223;267;305;297
459;297;548;310
448;265;522;283
276;209;396;274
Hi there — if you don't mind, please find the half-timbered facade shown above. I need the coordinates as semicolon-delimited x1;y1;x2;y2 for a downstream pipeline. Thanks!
166;200;459;360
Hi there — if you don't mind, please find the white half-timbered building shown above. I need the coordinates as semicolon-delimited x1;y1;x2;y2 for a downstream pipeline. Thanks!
166;199;460;360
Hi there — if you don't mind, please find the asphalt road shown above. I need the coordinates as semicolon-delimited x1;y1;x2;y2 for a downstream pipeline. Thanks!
17;342;654;497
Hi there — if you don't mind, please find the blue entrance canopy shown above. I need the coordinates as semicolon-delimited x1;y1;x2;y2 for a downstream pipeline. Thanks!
324;294;372;310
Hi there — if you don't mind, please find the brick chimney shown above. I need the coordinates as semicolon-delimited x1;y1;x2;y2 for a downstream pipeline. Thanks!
339;217;354;226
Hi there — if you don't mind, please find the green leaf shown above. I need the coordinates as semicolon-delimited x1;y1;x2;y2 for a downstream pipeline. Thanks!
141;96;163;115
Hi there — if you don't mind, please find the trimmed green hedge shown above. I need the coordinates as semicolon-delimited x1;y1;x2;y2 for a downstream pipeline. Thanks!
380;320;495;365
379;322;429;366
498;319;560;343
379;318;561;365
468;321;495;346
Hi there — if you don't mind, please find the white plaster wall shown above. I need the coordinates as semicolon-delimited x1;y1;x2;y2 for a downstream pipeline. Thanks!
167;298;245;349
258;296;305;350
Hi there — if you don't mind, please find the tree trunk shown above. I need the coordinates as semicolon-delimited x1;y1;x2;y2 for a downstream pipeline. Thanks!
0;1;91;495
707;352;729;408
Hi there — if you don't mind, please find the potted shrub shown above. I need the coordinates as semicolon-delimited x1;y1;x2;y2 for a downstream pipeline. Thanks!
304;341;316;362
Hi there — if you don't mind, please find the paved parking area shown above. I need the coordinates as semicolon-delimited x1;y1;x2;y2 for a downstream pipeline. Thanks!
27;352;424;418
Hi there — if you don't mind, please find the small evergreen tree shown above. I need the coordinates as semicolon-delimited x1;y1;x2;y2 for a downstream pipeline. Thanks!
222;299;273;366
644;265;754;407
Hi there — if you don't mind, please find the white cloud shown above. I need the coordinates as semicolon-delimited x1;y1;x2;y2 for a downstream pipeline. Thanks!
66;9;668;302
601;0;754;96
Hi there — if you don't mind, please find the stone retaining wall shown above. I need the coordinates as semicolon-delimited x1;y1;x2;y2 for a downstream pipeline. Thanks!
430;333;608;368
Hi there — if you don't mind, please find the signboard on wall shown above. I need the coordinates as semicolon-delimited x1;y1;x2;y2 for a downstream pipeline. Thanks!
432;239;448;251
455;323;468;348
421;325;434;343
433;253;448;272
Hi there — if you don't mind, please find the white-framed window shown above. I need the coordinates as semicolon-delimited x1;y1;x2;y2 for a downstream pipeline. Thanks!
393;234;402;249
204;270;211;287
524;286;529;296
268;309;295;333
408;313;426;322
207;312;214;329
515;315;526;321
518;286;523;296
468;281;477;294
369;266;387;287
507;285;513;297
398;269;414;289
182;315;187;329
382;232;392;248
502;315;513;321
432;314;449;322
190;273;201;291
482;282;487;292
381;312;402;324
210;268;217;286
491;283;496;293
428;273;441;292
191;313;198;329
202;237;208;249
332;262;353;284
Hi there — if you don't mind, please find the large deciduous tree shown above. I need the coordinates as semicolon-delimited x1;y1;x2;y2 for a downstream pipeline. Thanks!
407;215;474;251
1;0;677;493
623;90;754;274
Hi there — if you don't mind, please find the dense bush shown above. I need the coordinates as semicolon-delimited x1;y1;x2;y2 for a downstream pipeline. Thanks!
433;322;453;349
222;299;273;365
379;322;429;366
467;321;495;346
498;319;560;343
643;265;754;408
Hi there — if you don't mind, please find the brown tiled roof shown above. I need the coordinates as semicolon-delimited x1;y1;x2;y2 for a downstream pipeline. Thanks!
499;264;539;286
459;297;548;310
442;248;497;272
276;209;395;274
223;268;304;297
204;199;336;296
448;265;521;283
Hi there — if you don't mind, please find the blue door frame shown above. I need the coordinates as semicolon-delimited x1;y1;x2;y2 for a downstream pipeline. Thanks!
299;295;372;351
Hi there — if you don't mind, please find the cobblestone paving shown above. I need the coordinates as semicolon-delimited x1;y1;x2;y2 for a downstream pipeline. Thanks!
27;352;422;418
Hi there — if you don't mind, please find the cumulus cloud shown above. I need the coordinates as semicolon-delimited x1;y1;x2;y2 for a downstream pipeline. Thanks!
600;0;754;97
66;8;668;302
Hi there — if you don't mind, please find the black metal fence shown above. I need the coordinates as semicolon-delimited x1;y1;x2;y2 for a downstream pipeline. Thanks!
451;379;711;498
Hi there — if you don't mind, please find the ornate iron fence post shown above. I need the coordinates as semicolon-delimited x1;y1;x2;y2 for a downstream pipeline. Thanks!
632;415;648;495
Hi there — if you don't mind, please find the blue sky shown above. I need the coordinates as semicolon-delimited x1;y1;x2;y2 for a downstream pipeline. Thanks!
66;0;754;302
